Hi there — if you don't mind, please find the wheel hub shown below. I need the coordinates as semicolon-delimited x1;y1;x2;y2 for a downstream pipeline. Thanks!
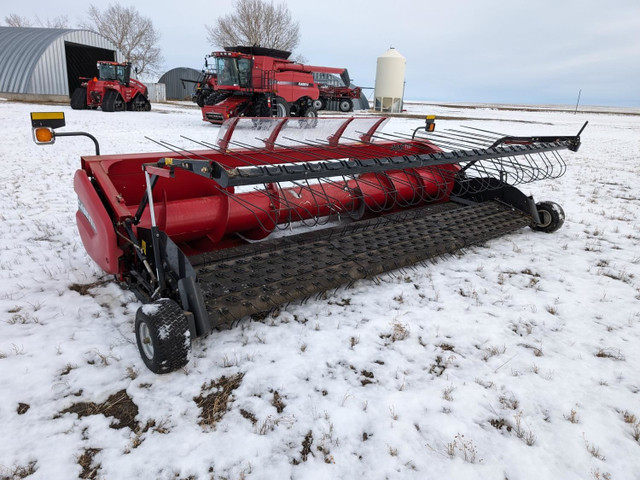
138;322;154;359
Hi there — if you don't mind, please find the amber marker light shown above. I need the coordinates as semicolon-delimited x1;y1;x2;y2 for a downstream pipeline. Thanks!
34;127;54;144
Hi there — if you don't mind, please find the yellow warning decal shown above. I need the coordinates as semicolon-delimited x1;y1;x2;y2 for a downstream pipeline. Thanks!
30;112;65;121
141;240;147;256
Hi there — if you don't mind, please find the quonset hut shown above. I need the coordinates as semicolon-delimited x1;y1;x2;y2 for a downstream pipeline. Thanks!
158;67;203;101
0;26;124;102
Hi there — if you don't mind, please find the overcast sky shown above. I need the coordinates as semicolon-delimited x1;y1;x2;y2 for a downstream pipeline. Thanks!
4;0;640;106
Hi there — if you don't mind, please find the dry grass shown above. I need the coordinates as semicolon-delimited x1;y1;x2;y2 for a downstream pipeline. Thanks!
194;374;244;428
564;409;580;424
68;279;110;296
445;434;481;463
0;461;37;480
58;390;139;432
77;448;101;479
594;348;625;361
584;434;606;461
391;321;410;342
513;412;536;446
271;391;286;413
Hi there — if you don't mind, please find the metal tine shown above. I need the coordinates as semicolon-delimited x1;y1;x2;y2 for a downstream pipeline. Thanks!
366;130;449;154
336;133;459;204
145;138;286;234
145;137;227;166
261;137;394;214
224;137;368;227
367;128;484;150
448;127;502;142
180;135;281;170
459;125;509;137
436;129;497;147
279;135;437;209
199;137;359;226
229;137;372;218
270;136;404;212
367;129;477;151
425;133;488;149
175;136;330;231
156;139;323;233
423;129;494;147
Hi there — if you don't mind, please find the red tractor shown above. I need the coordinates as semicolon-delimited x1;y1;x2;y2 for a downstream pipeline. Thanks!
200;46;358;124
71;61;151;112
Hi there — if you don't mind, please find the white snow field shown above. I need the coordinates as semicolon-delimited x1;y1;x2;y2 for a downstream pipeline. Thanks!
1;99;639;480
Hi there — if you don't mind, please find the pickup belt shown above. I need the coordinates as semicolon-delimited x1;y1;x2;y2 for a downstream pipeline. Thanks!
189;200;531;329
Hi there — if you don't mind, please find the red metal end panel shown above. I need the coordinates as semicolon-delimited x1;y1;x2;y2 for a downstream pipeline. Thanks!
74;169;123;274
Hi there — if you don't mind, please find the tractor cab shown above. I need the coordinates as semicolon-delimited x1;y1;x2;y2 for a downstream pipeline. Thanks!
214;53;252;89
97;62;131;86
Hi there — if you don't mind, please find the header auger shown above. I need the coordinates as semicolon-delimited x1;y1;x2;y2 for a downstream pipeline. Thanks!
32;112;586;373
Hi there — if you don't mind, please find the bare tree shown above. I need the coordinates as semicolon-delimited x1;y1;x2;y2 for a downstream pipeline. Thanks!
81;4;163;78
4;13;32;27
4;13;69;28
206;0;300;53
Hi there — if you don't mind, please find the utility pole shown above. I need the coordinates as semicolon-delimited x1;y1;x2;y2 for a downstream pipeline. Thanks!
574;89;582;114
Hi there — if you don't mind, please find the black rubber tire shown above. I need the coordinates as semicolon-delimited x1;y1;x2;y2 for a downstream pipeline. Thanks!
196;93;205;108
135;299;191;374
205;91;231;106
102;90;125;112
273;97;290;117
70;87;87;110
298;106;318;128
204;92;220;106
338;98;353;112
531;201;565;233
312;98;325;110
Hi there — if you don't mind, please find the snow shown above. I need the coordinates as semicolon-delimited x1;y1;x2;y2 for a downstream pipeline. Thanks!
1;99;639;479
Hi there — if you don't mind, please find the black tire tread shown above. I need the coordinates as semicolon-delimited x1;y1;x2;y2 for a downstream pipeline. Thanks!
70;87;87;110
135;299;191;374
531;201;565;233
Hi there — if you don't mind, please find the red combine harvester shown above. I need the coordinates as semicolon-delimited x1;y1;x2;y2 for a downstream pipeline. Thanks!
71;61;151;112
31;112;586;373
201;46;359;123
183;55;218;108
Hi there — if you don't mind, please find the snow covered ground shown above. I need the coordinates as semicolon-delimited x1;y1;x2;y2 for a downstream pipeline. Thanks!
0;99;639;480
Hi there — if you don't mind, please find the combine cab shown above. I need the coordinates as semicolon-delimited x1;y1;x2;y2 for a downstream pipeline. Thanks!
201;46;358;123
71;61;151;112
31;112;586;373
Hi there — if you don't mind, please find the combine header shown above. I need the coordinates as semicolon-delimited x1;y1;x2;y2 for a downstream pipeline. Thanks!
32;112;586;373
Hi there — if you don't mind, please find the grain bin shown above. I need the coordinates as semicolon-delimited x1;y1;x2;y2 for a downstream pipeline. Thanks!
373;47;406;113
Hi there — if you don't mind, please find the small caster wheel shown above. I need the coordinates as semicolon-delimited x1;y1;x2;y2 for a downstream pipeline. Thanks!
531;201;565;233
135;299;191;374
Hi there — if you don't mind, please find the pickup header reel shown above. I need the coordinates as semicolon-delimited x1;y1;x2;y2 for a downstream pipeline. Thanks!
32;113;585;373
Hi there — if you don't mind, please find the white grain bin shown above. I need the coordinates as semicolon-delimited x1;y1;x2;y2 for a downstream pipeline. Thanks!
373;48;406;113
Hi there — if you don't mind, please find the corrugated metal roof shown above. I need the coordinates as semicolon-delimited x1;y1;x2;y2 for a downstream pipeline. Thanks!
158;67;203;100
0;27;123;96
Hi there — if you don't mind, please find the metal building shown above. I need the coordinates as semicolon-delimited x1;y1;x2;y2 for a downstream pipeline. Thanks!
0;26;124;102
158;67;203;101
